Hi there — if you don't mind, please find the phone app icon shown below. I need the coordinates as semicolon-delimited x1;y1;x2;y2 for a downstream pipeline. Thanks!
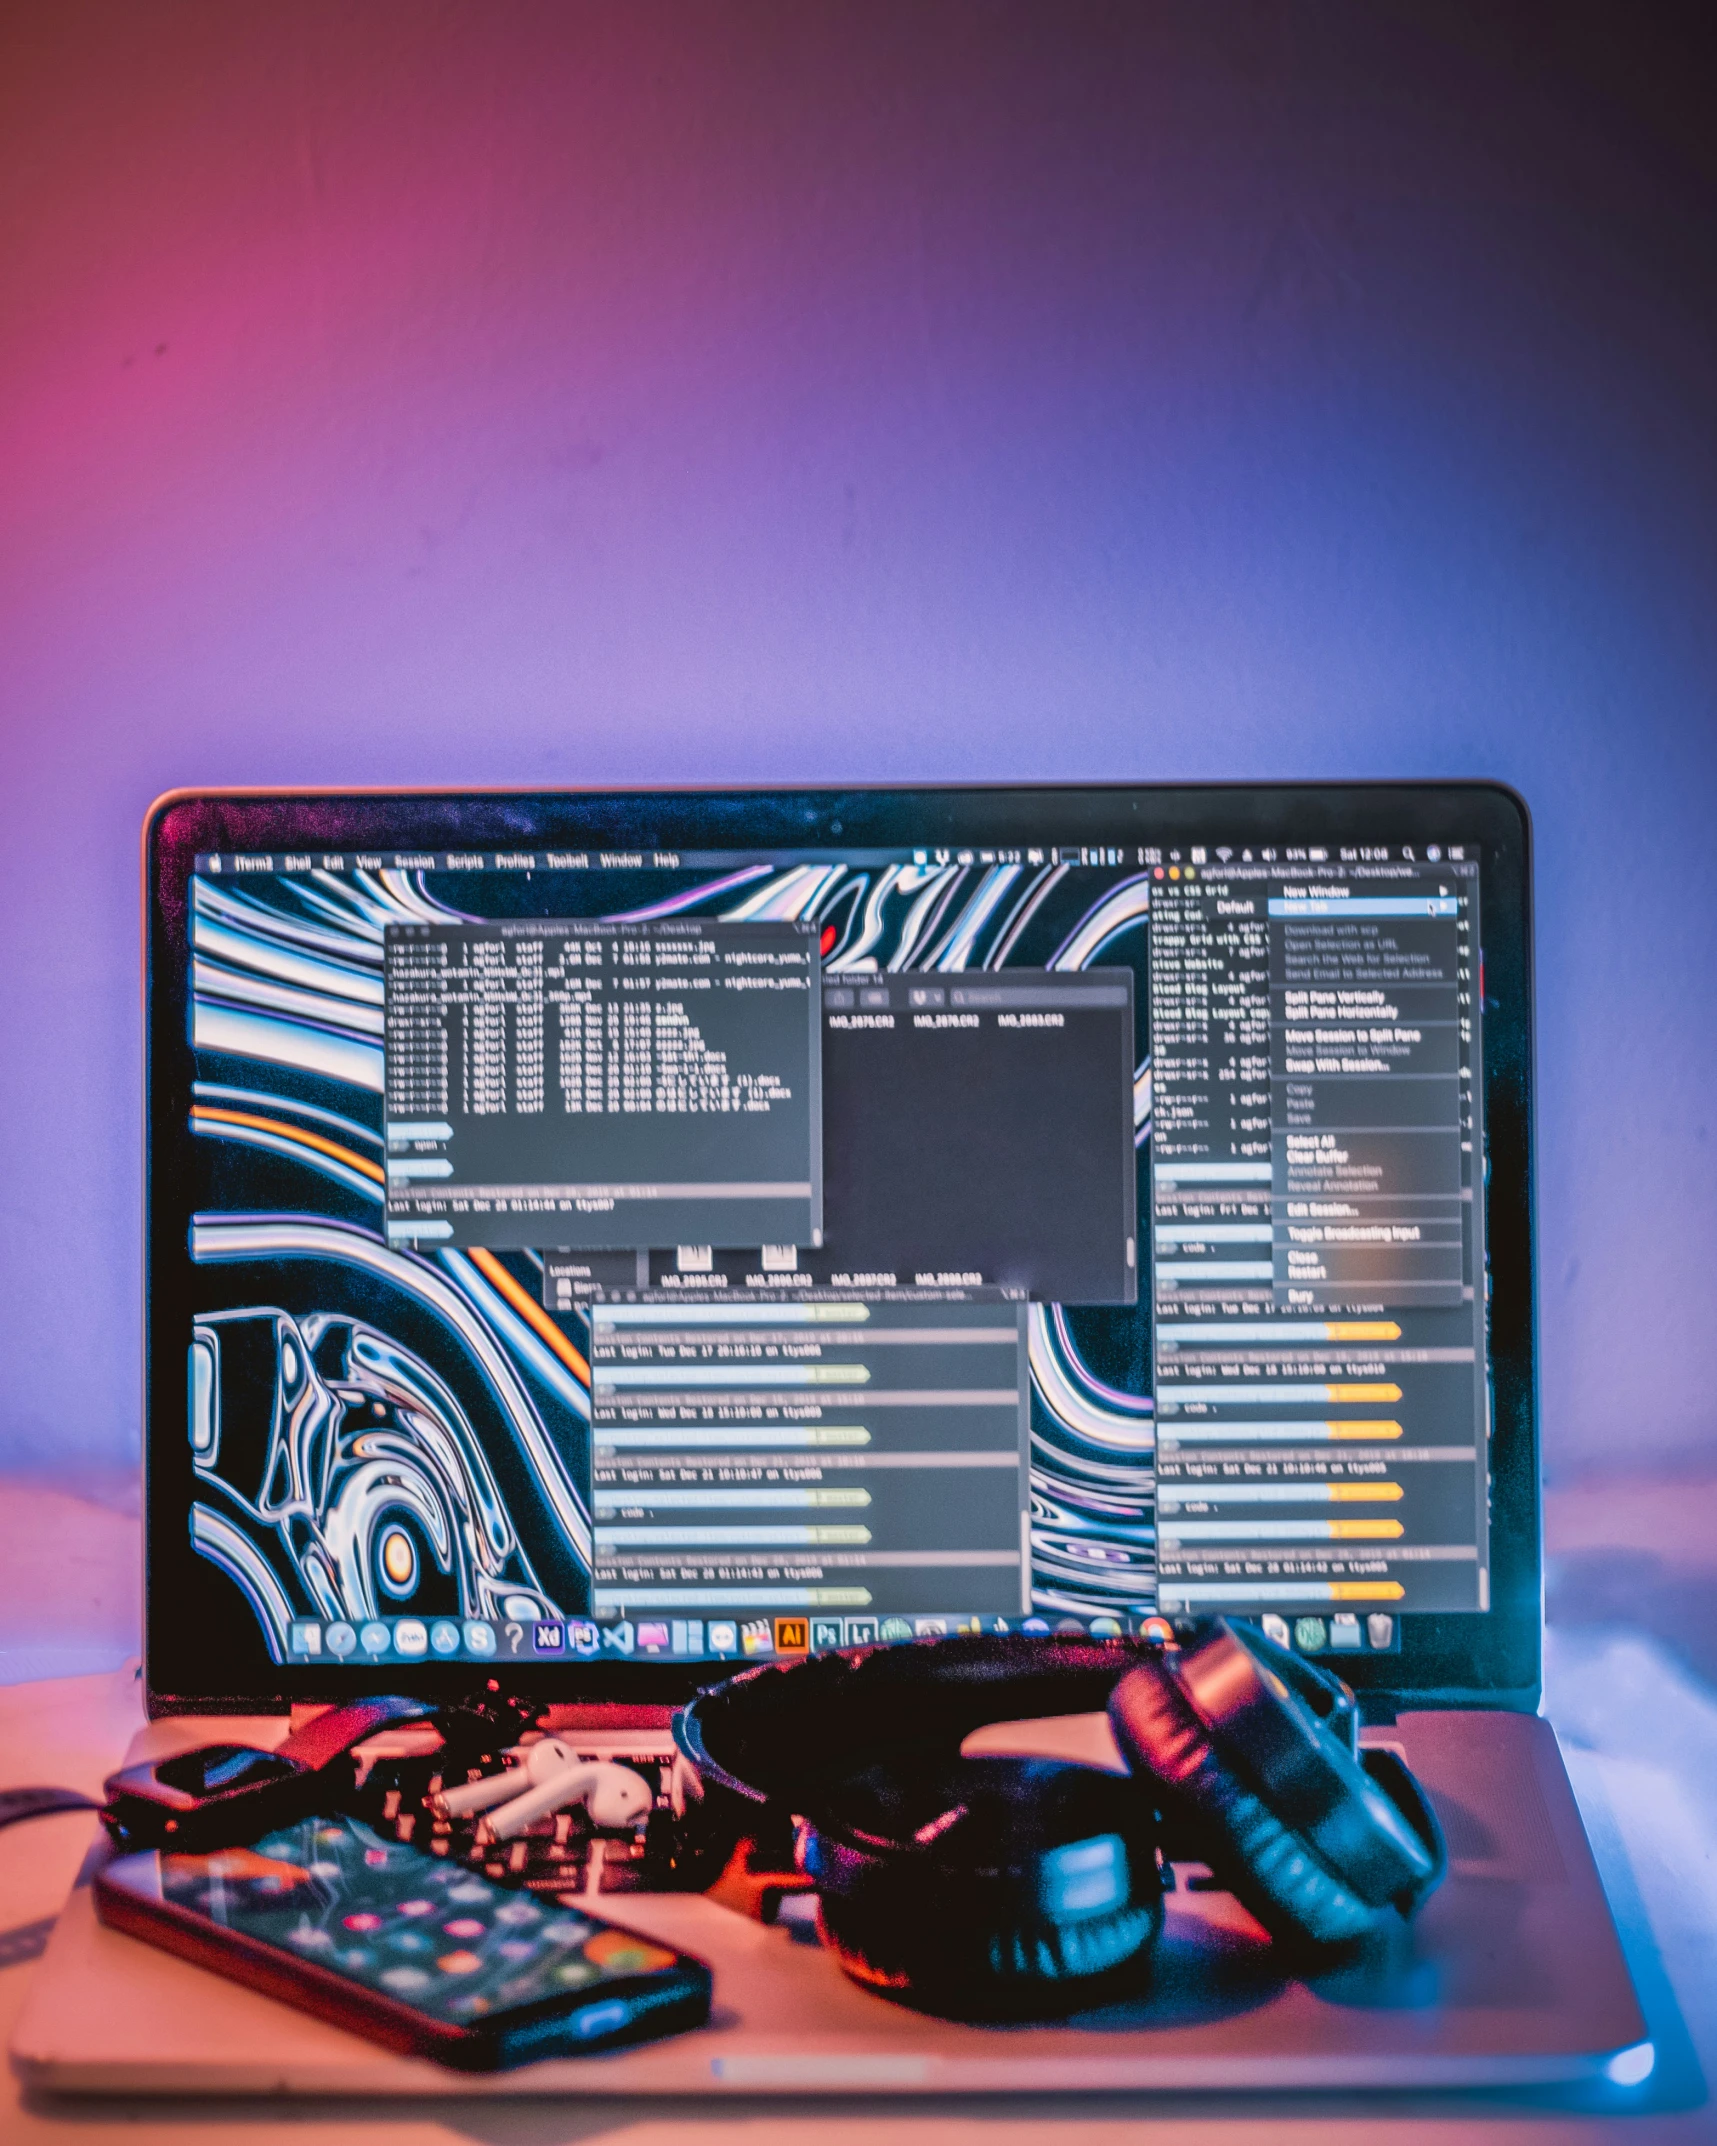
359;1621;391;1656
288;1622;321;1655
429;1620;462;1656
462;1621;496;1656
810;1620;843;1651
842;1617;878;1646
740;1619;773;1656
568;1619;600;1657
533;1622;565;1654
326;1622;357;1657
393;1619;429;1657
773;1617;809;1653
878;1615;914;1642
708;1621;739;1655
636;1621;671;1652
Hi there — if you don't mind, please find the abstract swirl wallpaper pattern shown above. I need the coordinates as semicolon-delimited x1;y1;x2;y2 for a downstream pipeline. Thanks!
187;858;1157;1659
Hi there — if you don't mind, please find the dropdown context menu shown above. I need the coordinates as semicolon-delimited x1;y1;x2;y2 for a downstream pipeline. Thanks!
1270;890;1475;1309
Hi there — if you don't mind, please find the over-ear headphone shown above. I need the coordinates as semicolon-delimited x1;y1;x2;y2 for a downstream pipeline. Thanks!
675;1619;1445;2021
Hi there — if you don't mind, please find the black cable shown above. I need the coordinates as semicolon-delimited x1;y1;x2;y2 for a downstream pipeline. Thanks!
0;1787;100;1832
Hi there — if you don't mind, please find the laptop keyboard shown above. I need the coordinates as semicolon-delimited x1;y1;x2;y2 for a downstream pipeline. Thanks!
350;1732;720;1896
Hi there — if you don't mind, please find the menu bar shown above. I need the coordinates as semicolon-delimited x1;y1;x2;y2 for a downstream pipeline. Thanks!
198;850;687;874
197;843;1478;878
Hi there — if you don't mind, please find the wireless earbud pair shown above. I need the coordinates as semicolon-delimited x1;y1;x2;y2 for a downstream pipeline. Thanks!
677;1619;1446;2021
434;1740;653;1838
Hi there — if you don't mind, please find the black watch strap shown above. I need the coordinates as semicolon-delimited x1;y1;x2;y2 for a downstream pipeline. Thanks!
276;1694;433;1774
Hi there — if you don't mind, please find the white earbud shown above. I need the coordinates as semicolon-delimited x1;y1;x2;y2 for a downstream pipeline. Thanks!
433;1737;576;1818
482;1759;654;1841
578;1761;656;1830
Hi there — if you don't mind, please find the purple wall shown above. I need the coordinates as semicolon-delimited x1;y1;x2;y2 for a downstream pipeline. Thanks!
2;3;1713;1492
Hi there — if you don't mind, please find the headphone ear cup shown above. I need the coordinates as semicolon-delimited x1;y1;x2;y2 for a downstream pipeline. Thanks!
799;1757;1164;2021
1353;1747;1447;1897
1110;1656;1384;1951
1109;1624;1443;1954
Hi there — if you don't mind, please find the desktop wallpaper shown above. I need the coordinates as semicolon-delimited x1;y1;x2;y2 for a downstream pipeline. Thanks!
1;3;1715;1675
183;850;1160;1662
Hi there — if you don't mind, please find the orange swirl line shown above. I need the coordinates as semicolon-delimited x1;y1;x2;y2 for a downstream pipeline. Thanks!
191;1106;385;1184
467;1247;591;1386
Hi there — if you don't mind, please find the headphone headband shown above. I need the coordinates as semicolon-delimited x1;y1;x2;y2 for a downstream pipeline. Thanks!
675;1635;1143;1814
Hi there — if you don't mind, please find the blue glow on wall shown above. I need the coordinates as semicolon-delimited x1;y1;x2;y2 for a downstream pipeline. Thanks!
0;4;1712;1489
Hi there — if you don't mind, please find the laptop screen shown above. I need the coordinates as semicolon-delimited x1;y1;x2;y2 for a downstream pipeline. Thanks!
145;786;1537;1710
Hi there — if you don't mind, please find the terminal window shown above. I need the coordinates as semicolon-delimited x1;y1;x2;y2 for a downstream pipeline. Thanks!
1147;859;1488;1623
585;1299;1029;1630
383;918;822;1252
538;970;1138;1304
813;971;1137;1303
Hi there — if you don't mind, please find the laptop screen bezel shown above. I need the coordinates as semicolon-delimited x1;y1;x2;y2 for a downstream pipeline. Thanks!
143;781;1537;1715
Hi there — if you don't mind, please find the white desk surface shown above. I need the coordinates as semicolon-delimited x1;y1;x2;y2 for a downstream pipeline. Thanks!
1;1466;1714;2141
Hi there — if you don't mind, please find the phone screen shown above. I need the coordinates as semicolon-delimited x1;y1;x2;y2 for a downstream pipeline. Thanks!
108;1812;691;2032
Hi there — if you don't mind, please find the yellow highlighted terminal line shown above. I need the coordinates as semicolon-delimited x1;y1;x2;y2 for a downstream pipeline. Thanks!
1328;1383;1401;1403
1330;1482;1404;1502
468;1247;592;1386
1325;1322;1401;1341
191;1106;385;1184
1331;1582;1405;1601
1329;1519;1404;1539
1329;1420;1403;1440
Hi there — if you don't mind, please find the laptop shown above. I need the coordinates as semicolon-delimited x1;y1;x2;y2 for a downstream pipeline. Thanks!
13;780;1649;2096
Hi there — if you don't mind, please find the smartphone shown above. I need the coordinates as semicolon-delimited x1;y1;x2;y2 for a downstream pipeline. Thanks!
95;1811;711;2070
